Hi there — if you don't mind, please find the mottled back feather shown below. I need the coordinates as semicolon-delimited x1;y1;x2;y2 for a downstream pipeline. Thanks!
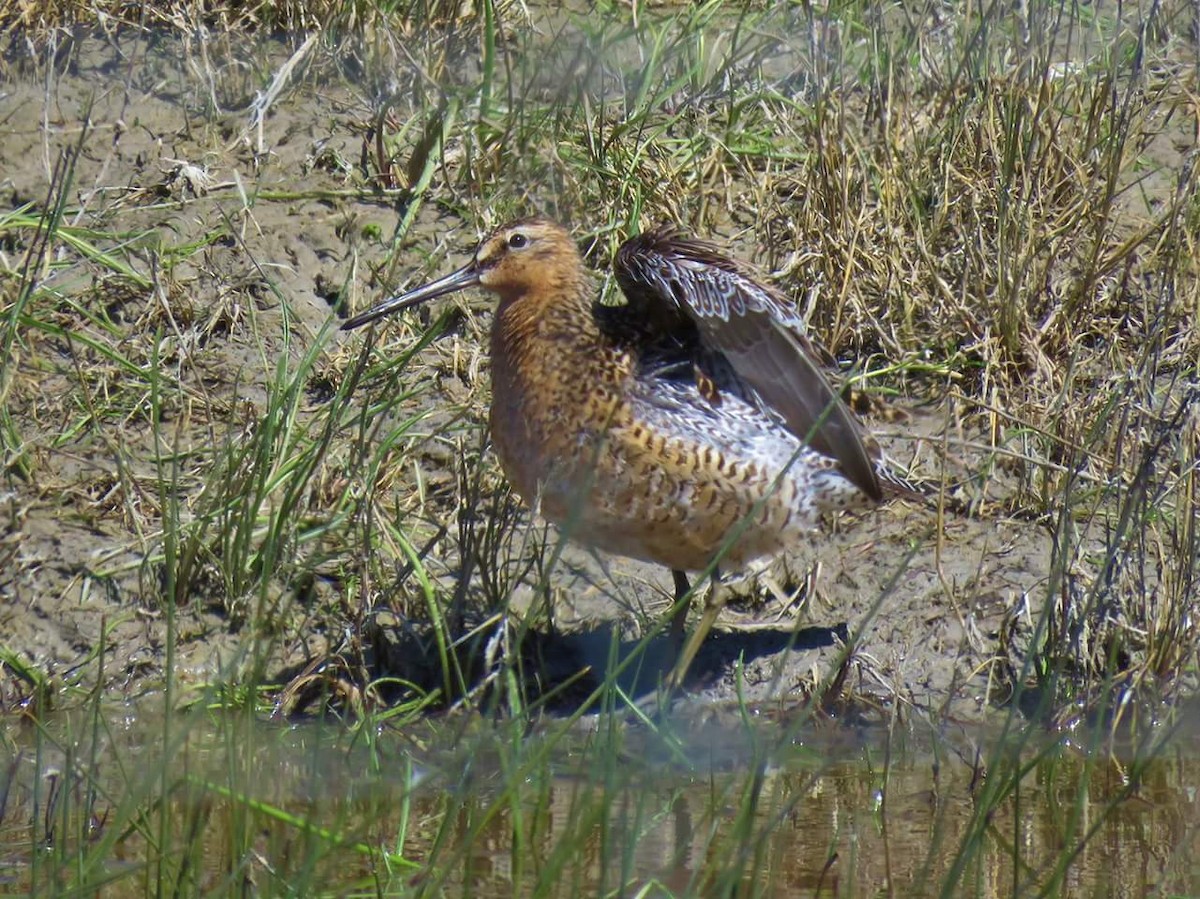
614;225;882;502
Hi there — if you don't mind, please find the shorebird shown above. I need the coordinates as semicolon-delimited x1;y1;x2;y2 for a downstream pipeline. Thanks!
343;217;911;687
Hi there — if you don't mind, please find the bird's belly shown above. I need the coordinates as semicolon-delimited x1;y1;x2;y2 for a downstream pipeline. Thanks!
489;371;871;573
494;424;840;573
565;511;795;572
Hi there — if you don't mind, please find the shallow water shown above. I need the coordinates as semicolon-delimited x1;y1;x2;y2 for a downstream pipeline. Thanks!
2;702;1198;897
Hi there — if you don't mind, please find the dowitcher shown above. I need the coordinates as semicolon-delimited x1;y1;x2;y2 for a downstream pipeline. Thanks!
343;217;910;685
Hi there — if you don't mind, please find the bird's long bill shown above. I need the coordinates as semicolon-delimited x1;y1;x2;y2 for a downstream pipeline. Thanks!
341;262;481;330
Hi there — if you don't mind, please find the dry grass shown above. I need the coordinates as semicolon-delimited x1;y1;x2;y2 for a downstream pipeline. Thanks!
0;0;471;35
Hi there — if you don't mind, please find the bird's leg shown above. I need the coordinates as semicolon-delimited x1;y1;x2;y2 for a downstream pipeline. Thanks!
667;569;692;650
667;567;724;690
629;570;695;718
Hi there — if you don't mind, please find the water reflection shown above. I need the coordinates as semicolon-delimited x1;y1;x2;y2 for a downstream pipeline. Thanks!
6;706;1194;896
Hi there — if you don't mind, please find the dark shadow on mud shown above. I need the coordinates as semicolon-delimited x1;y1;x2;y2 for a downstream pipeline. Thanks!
524;622;850;709
263;617;849;717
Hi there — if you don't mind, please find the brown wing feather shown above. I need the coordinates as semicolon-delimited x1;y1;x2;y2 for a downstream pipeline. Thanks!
615;225;882;502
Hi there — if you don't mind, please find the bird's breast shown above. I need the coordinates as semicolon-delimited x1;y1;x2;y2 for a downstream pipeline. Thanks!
487;302;630;510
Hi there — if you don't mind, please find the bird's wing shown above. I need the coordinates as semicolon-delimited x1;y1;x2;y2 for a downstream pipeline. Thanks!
615;225;881;501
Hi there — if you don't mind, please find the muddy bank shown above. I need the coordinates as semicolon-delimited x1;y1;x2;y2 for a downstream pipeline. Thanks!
0;26;1181;723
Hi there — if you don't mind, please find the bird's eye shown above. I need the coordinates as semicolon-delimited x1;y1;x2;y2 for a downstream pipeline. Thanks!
508;233;528;249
